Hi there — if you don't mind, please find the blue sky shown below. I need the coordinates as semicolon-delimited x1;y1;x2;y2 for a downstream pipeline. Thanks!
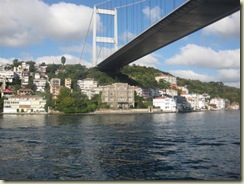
0;0;240;88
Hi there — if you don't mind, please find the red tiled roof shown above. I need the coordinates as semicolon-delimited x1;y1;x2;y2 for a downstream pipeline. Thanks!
3;89;13;93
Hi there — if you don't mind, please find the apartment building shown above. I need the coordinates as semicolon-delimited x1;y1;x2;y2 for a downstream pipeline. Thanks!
21;70;29;86
3;95;46;113
153;96;177;112
50;78;61;99
0;71;16;83
77;78;101;99
210;97;226;110
182;93;206;110
101;83;135;109
65;78;72;89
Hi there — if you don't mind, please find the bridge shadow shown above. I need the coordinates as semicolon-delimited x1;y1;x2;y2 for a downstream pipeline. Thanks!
90;67;140;87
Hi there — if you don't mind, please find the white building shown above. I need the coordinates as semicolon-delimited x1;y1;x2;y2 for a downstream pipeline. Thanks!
21;70;29;86
153;96;177;112
182;94;206;110
65;78;72;89
33;73;46;92
3;95;46;113
210;97;226;109
155;74;177;85
77;78;101;99
0;71;16;83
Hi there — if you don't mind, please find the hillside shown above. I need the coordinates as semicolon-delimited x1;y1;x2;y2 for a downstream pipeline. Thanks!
2;62;239;104
176;78;240;103
47;64;239;103
86;65;240;103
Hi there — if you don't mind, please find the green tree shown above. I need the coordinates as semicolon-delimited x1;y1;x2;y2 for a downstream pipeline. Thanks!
61;56;66;65
158;79;171;89
26;61;36;72
12;59;19;67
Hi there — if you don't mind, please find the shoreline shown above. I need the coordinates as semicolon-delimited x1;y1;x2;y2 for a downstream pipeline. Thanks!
0;108;237;115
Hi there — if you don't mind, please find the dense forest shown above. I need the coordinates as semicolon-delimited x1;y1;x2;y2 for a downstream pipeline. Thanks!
0;61;240;113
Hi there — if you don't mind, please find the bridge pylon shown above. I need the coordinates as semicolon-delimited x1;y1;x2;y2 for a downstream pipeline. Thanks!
93;6;118;67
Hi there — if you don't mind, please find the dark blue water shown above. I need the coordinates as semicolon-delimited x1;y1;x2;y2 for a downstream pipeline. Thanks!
0;110;240;180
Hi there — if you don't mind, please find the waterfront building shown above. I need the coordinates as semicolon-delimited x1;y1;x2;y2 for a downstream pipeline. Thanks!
225;99;230;109
209;97;226;110
153;96;177;112
155;74;177;85
50;78;61;99
229;102;239;110
182;93;206;111
3;95;46;113
101;83;135;109
77;78;101;100
174;96;192;112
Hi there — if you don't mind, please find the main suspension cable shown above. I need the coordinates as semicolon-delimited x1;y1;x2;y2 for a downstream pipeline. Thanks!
79;10;94;65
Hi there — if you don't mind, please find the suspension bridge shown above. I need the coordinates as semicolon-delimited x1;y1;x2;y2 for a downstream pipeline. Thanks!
91;0;240;72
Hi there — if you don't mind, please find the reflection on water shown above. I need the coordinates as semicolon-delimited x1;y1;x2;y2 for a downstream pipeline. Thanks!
0;111;240;180
0;114;46;128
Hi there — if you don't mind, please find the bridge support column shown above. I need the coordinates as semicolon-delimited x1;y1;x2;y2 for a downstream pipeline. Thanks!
93;6;118;67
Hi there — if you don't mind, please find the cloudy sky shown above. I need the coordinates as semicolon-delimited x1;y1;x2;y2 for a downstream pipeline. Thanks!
0;0;240;88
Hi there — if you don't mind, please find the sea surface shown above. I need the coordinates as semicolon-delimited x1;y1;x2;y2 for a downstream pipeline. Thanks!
0;110;240;180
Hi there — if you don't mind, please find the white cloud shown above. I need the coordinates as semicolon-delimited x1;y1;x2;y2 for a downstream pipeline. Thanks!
0;54;92;67
120;31;137;44
35;54;92;67
217;69;240;83
202;11;240;39
133;54;160;68
0;0;94;47
169;70;215;82
142;6;161;23
169;69;240;88
46;3;93;41
60;43;92;54
165;44;240;69
0;57;16;65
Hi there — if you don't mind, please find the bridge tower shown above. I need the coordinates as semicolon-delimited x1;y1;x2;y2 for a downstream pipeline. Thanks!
93;6;118;67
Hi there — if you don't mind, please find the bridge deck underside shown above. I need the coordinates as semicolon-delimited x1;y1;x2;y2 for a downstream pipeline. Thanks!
97;0;240;72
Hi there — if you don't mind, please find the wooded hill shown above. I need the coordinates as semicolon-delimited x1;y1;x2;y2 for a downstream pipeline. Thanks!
44;64;240;104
